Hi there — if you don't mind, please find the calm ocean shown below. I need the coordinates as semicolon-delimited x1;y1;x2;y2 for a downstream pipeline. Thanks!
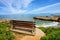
0;13;59;27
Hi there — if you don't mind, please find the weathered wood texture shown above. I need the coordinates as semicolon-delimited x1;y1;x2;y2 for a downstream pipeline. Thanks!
10;20;36;28
10;20;36;35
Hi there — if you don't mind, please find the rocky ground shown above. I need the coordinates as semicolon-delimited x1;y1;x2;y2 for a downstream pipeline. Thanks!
14;28;45;40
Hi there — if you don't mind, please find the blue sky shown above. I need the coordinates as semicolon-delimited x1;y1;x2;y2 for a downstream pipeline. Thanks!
0;0;60;15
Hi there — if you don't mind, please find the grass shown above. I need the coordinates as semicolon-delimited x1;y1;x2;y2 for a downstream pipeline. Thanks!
0;22;14;40
38;27;60;40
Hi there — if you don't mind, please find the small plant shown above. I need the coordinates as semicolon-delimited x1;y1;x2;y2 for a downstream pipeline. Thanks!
40;31;60;40
39;27;60;40
0;22;14;40
39;27;60;35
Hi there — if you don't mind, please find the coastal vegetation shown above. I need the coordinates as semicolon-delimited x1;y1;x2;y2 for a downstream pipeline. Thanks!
0;21;60;40
39;27;60;40
0;22;14;40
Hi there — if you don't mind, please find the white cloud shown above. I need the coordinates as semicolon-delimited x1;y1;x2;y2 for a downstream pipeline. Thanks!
14;0;34;9
47;10;60;13
36;10;60;13
29;3;60;13
0;0;34;14
0;0;34;8
10;9;27;14
0;0;26;8
22;0;34;8
8;7;27;14
0;0;14;7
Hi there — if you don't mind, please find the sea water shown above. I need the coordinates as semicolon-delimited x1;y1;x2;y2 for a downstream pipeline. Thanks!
35;20;59;27
0;14;59;27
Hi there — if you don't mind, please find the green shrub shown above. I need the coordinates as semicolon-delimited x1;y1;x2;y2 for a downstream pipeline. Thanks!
41;37;47;40
39;27;60;40
41;31;60;40
39;27;60;35
6;31;14;40
0;22;14;40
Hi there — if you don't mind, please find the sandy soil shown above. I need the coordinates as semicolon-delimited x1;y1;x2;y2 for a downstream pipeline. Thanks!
14;28;45;40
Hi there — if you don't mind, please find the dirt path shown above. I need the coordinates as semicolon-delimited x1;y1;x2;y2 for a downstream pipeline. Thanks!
14;28;45;40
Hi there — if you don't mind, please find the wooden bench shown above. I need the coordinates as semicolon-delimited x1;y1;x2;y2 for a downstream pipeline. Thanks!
10;20;36;35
